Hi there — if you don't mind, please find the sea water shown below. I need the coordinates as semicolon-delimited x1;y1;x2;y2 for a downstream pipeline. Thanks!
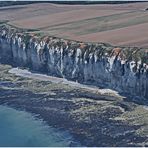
0;105;76;147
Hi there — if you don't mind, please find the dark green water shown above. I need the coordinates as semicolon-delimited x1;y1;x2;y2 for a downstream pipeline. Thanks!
0;105;77;147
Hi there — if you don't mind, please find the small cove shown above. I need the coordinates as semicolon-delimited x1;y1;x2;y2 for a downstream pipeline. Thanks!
0;105;77;147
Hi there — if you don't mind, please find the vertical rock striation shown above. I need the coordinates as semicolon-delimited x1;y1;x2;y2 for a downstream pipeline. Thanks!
0;25;148;99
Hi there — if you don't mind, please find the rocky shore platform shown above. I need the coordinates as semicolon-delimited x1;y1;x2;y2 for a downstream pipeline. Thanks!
0;64;148;147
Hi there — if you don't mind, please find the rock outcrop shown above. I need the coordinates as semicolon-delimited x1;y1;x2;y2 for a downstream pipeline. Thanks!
0;25;148;99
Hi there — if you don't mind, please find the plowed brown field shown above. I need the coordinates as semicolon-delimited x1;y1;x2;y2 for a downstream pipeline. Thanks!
0;2;148;47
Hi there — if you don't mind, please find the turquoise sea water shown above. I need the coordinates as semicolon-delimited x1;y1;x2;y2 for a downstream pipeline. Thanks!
0;105;75;147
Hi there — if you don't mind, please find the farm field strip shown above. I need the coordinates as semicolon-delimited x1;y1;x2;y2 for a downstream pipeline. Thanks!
0;2;148;47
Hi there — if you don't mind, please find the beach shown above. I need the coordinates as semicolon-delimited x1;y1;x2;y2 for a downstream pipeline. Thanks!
0;63;147;146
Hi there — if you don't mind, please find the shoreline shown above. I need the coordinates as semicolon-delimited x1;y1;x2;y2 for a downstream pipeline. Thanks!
9;67;121;97
0;105;78;147
0;64;148;146
0;2;148;146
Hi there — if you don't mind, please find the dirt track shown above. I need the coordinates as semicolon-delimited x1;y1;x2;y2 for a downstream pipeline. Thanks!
0;2;148;47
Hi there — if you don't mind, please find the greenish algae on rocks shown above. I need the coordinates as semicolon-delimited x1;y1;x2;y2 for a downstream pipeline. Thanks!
0;64;147;147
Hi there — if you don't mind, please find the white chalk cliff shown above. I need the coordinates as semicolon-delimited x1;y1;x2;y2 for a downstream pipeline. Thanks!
0;25;147;99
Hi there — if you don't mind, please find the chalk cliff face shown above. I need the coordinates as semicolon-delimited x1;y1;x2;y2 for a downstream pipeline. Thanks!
0;25;148;99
